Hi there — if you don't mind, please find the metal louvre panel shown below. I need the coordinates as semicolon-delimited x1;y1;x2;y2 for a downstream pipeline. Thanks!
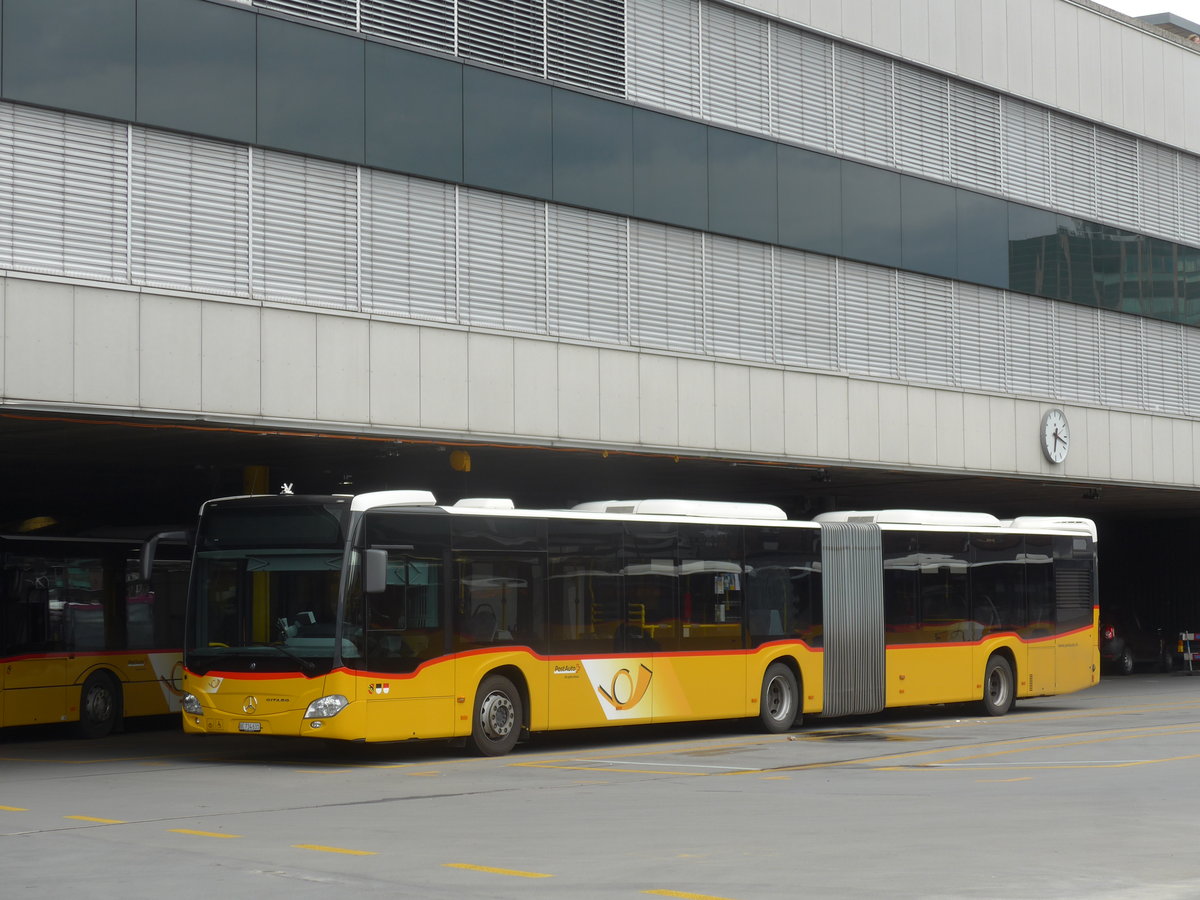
1097;311;1142;409
1139;143;1180;238
626;0;701;116
548;205;627;344
896;272;955;385
706;236;773;363
1049;114;1097;218
1096;128;1140;228
1001;98;1051;206
834;45;893;166
547;0;626;97
459;0;545;77
1142;320;1185;414
361;0;455;53
949;82;1001;193
953;283;1008;392
252;149;358;309
361;170;456;321
1053;303;1101;403
255;0;357;29
1183;327;1200;416
629;220;703;353
838;261;898;380
0;105;127;281
772;25;834;151
1005;293;1055;398
459;188;546;334
776;248;838;371
819;522;884;718
894;66;949;181
701;2;770;132
1181;154;1200;245
132;130;249;297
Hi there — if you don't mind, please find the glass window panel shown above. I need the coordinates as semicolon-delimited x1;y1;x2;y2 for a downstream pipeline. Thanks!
356;550;445;674
463;67;552;199
453;555;544;651
136;0;255;143
548;521;623;654
917;532;969;635
707;127;778;245
633;109;707;231
1008;204;1058;298
900;176;957;279
970;533;1026;634
452;515;546;552
744;526;821;648
956;189;1009;290
677;523;744;652
366;44;463;184
257;17;365;164
882;531;920;643
778;146;842;256
2;0;135;122
842;161;901;268
552;88;633;215
621;522;677;652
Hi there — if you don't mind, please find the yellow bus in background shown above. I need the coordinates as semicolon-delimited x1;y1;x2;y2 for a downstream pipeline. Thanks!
172;491;1098;755
1;532;190;737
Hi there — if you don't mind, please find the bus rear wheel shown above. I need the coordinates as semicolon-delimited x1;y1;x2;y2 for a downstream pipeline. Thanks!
759;663;800;733
77;671;121;739
470;674;522;756
979;655;1014;717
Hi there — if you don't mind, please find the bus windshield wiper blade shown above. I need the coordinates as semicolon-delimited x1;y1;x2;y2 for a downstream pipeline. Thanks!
255;642;316;674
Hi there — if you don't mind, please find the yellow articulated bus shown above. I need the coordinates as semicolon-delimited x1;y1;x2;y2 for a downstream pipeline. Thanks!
1;532;191;737
169;491;1098;755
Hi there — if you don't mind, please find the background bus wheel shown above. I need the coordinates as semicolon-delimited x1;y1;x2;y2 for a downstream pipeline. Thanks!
470;674;522;756
77;671;121;739
1116;647;1135;676
759;663;799;733
979;655;1014;717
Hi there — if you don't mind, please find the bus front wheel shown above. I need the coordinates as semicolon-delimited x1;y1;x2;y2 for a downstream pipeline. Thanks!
759;663;800;733
979;655;1014;717
470;674;522;756
77;671;121;739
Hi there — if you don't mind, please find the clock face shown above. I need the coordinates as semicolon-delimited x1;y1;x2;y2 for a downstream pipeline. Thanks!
1041;409;1070;464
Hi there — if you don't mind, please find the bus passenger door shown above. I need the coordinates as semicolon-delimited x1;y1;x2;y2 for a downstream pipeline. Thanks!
1024;537;1056;695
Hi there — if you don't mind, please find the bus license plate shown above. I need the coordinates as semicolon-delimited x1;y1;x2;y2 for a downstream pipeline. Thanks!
239;722;262;733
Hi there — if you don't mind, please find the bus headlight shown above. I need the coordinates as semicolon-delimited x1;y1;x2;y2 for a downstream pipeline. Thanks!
181;693;202;715
304;694;349;719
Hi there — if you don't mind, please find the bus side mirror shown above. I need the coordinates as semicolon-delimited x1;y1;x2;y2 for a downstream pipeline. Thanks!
364;549;388;594
140;531;190;583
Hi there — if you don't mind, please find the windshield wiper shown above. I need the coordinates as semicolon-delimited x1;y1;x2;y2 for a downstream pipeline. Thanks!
254;642;317;674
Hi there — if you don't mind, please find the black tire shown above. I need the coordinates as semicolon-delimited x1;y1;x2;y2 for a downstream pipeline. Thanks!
77;671;121;739
1115;647;1135;676
1160;650;1175;674
759;662;800;733
469;674;522;756
979;655;1014;717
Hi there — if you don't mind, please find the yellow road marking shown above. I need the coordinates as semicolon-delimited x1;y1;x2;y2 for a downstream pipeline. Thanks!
407;771;441;776
65;815;125;824
0;805;28;811
643;890;738;899
444;863;554;878
170;829;241;839
293;844;377;856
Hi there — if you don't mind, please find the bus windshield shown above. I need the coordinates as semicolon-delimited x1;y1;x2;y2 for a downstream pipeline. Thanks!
185;502;353;676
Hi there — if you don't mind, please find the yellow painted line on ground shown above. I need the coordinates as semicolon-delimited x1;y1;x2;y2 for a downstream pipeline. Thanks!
444;863;554;879
407;771;441;776
513;762;710;776
170;829;242;839
293;844;377;856
643;890;738;899
64;815;126;824
0;805;28;811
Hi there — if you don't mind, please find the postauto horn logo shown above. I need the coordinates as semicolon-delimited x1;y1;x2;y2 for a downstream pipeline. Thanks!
580;661;652;719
